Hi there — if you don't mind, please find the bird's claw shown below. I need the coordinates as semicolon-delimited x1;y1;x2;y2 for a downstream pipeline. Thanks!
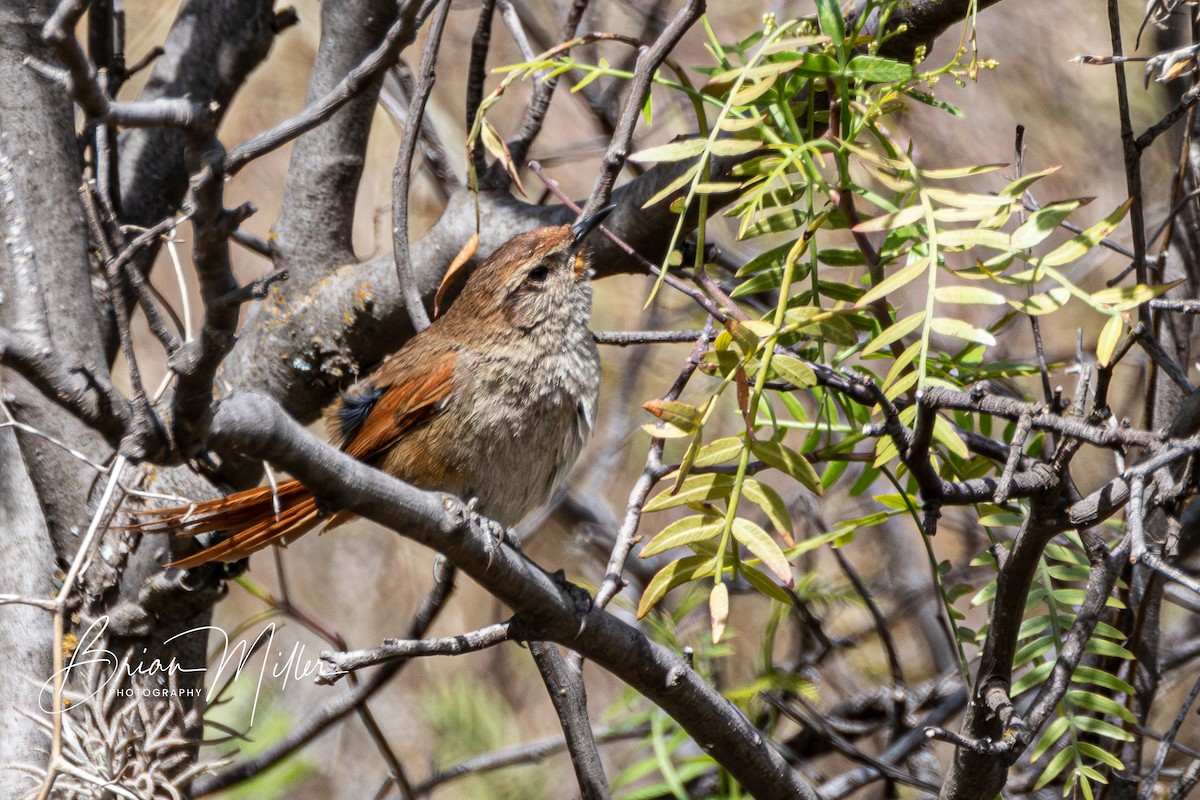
466;498;511;568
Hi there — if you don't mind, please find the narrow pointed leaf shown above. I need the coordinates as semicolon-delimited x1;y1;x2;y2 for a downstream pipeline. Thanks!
732;518;793;585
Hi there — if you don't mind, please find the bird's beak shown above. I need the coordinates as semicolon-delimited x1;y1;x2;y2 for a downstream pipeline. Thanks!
569;204;616;248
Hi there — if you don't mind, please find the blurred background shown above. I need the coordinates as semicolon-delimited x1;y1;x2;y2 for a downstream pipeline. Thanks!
112;0;1178;796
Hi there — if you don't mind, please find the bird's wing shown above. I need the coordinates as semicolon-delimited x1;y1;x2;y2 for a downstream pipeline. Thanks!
336;350;456;462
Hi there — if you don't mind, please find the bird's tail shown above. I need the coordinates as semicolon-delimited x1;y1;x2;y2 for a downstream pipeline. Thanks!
132;478;324;568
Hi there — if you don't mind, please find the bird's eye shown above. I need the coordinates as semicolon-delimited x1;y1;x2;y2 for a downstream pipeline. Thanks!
527;265;550;283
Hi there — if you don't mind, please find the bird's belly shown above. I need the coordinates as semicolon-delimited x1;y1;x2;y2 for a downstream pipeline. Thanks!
386;387;591;527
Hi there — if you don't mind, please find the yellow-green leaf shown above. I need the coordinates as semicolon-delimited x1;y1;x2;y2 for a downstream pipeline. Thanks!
936;228;1012;250
641;422;694;439
751;440;823;495
1096;314;1123;367
640;514;724;557
1039;198;1131;267
643;399;702;433
645;473;735;511
731;76;778;105
480;118;528;196
732;518;793;585
933;415;970;460
921;163;1007;180
637;554;716;617
1011;198;1090;250
865;311;925;355
929;317;997;346
857;257;929;307
694;437;744;468
641;163;700;209
708;139;763;157
851;205;924;233
998;165;1061;198
630;138;710;163
926;187;1014;209
934;285;1007;305
1009;287;1070;315
1089;280;1180;312
694;181;744;194
719;114;765;132
742;478;794;544
770;355;816;388
710;582;729;642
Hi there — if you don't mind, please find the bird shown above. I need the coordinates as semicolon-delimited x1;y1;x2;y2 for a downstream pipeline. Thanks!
135;213;608;569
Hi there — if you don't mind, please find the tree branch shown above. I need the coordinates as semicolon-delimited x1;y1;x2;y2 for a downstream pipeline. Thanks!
202;392;819;800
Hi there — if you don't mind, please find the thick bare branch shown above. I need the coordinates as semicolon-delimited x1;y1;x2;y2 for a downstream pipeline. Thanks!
202;392;819;800
269;0;423;278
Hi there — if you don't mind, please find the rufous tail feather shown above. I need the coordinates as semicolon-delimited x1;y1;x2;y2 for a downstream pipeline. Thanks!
133;479;325;568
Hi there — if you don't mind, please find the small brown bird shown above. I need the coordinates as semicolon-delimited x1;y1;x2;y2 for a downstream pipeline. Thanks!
138;216;606;568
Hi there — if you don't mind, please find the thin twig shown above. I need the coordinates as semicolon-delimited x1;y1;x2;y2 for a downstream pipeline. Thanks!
393;0;452;334
318;621;512;681
580;0;705;217
223;0;425;174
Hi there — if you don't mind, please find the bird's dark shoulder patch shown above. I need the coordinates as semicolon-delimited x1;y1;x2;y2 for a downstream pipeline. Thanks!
337;383;384;443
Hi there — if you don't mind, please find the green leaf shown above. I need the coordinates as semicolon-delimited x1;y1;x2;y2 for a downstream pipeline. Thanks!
751;440;823;494
731;77;779;105
857;256;929;307
1011;660;1053;696
1096;314;1123;367
641;163;700;209
926;187;1014;209
1030;716;1070;762
1089;281;1179;311
846;55;913;82
709;139;764;157
637;554;716;617
643;399;703;433
740;563;796;604
731;268;784;297
640;514;724;557
936;227;1013;250
920;163;1007;180
1034;746;1075;790
1039;199;1131;267
929;317;998;346
933;415;970;460
864;311;925;355
1075;738;1128;762
851;205;925;233
817;247;867;267
630;138;711;163
815;0;846;46
905;90;964;116
1011;198;1090;250
742;478;794;542
1064;690;1137;724
740;208;807;239
1010;287;1071;315
998;165;1061;198
934;286;1007;305
1084;638;1134;659
770;355;817;388
644;473;735;511
693;437;744;468
732;518;793;585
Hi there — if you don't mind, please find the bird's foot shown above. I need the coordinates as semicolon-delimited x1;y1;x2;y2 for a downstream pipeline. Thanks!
466;497;513;567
